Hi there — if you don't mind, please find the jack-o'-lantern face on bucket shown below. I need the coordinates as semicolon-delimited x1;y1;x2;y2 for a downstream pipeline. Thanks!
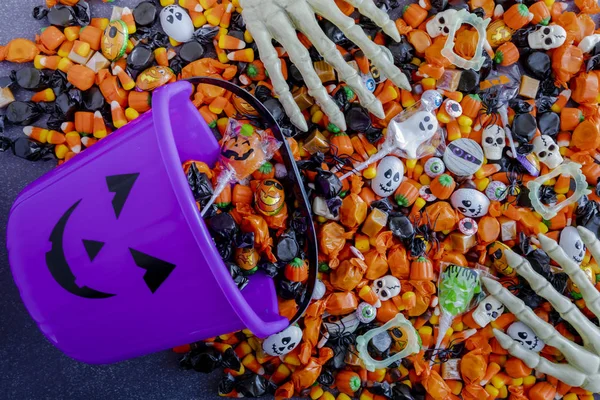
45;173;177;299
255;179;285;216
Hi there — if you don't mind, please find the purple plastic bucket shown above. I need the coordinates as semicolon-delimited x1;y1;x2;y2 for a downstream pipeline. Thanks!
6;80;305;364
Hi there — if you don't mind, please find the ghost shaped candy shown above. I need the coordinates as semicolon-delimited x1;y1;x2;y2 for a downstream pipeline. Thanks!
560;226;586;265
160;5;194;43
507;321;545;352
450;188;490;218
372;156;404;197
472;295;504;327
482;125;505;161
391;111;439;159
262;325;302;356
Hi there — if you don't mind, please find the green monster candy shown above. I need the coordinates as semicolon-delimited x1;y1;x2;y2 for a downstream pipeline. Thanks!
438;264;481;316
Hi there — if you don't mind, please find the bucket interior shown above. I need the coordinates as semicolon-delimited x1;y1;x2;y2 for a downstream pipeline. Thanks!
152;81;289;337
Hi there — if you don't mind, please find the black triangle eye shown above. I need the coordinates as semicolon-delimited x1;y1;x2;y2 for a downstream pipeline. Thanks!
106;173;139;219
83;239;105;262
282;337;291;345
130;248;176;293
167;15;174;24
176;12;182;21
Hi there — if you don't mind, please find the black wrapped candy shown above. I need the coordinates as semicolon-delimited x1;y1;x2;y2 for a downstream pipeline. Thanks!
537;112;560;137
13;67;48;90
179;41;205;63
127;45;155;72
345;105;372;133
512;113;537;143
276;230;299;262
227;261;249;291
314;170;343;199
5;101;44;126
524;52;551;80
133;1;158;27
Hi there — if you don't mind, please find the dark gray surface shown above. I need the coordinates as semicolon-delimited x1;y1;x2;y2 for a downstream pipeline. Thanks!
0;1;220;399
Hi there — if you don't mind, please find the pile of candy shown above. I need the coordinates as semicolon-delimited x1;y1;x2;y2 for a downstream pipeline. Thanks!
4;0;600;399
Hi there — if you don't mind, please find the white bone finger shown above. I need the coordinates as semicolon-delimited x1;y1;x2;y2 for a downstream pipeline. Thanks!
265;12;347;131
505;250;600;354
306;0;411;91
344;0;401;42
284;2;385;119
493;329;591;389
243;10;309;131
579;226;600;267
538;233;600;319
483;277;599;374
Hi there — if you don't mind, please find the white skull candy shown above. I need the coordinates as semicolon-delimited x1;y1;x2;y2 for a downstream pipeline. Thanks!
262;325;302;356
560;226;586;265
372;156;404;197
533;135;563;169
426;9;458;38
482;125;506;161
160;5;194;43
528;25;567;50
507;321;545;352
450;188;490;218
372;275;401;301
472;295;505;327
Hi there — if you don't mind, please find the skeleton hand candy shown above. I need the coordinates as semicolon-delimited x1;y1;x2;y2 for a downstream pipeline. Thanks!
239;0;411;131
482;228;600;392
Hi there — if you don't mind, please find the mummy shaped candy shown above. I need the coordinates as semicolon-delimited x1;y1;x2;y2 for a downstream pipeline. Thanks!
426;9;458;38
372;156;404;197
240;0;411;132
443;138;484;176
528;25;567;50
263;325;303;356
507;322;545;352
560;226;586;265
472;295;504;327
533;135;563;169
372;276;401;301
160;5;194;43
482;125;506;161
451;188;490;218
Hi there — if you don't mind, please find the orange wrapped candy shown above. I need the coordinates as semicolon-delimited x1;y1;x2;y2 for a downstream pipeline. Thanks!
423;201;459;231
319;221;353;269
290;347;333;392
408;280;436;317
302;300;326;348
325;291;358;315
571;71;600;105
339;193;367;228
411;352;452;400
240;213;276;262
0;38;39;63
388;244;410;279
364;231;393;279
461;348;488;383
454;29;479;61
330;257;367;291
180;58;238;80
552;45;584;87
340;176;368;228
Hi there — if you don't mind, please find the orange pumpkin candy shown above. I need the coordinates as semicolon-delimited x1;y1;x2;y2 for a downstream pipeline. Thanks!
493;42;519;66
